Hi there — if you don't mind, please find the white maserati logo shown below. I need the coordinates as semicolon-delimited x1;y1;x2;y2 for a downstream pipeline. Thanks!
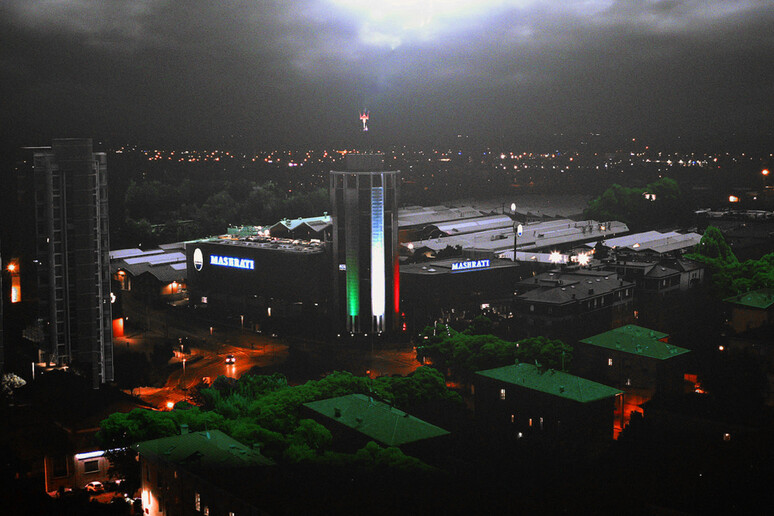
193;248;203;271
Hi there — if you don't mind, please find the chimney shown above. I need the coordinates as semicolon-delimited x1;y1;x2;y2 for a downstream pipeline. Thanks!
180;424;189;435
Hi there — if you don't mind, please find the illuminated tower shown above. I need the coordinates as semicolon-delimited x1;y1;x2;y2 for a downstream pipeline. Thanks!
33;139;113;388
331;154;399;335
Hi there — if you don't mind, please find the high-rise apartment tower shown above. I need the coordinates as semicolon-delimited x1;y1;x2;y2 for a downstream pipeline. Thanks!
34;139;113;388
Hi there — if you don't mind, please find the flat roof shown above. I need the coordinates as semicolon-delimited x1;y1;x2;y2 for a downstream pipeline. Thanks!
476;363;622;403
401;257;518;276
724;288;774;310
398;205;485;228
431;215;514;236
579;325;690;360
111;244;187;283
303;394;449;446
198;235;326;254
586;231;702;254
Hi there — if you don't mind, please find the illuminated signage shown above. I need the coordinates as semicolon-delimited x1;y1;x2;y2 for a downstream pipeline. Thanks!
210;255;255;270
451;259;490;271
193;248;204;271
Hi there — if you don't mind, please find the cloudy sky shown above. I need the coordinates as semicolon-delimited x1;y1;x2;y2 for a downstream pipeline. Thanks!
2;0;773;148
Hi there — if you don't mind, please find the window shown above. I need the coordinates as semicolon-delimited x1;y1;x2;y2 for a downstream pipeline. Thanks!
195;493;201;512
204;507;210;516
608;358;613;366
626;378;632;386
510;414;515;423
84;459;99;473
52;455;68;478
500;388;506;400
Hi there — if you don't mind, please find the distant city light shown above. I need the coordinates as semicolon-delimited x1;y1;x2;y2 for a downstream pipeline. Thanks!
728;195;739;203
763;169;770;176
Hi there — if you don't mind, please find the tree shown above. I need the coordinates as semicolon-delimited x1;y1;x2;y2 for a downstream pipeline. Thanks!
686;226;774;297
0;373;26;403
416;323;572;377
584;177;688;229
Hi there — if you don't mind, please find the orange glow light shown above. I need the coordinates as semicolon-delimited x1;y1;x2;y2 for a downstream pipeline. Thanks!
763;169;770;176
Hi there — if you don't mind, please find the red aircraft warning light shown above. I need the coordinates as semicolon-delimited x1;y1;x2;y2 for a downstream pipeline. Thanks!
360;110;369;132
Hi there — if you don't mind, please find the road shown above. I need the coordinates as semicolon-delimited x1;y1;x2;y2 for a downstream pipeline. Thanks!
133;340;288;409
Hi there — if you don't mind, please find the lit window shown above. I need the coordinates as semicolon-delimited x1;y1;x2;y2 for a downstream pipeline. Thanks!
510;414;515;423
723;433;731;441
204;507;209;516
195;493;201;512
626;378;631;386
529;418;533;427
608;358;613;366
500;388;506;400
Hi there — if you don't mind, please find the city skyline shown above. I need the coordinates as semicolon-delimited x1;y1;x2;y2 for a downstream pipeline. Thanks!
2;1;773;149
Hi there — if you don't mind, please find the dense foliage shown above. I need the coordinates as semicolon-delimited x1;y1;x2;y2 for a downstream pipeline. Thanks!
686;226;774;297
98;368;460;468
416;319;572;377
583;177;687;229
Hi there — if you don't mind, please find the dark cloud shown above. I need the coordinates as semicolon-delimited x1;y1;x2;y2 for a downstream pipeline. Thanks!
2;0;773;148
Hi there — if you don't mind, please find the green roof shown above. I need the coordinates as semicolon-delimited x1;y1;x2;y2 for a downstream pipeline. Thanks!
579;325;689;360
724;288;774;310
303;394;449;447
476;363;622;403
134;429;274;468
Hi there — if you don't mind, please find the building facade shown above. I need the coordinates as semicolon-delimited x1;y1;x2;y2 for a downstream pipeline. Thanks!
33;139;113;388
512;268;635;341
475;363;623;442
331;154;400;335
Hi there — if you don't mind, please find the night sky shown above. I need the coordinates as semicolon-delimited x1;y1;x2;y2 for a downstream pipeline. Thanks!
2;0;773;148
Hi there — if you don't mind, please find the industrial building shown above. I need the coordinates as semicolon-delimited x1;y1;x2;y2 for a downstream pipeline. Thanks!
33;139;113;388
331;154;400;335
407;218;629;261
400;257;520;332
584;230;702;257
186;233;329;334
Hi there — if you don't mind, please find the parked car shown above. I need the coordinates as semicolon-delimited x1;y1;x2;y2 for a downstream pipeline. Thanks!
86;481;104;493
